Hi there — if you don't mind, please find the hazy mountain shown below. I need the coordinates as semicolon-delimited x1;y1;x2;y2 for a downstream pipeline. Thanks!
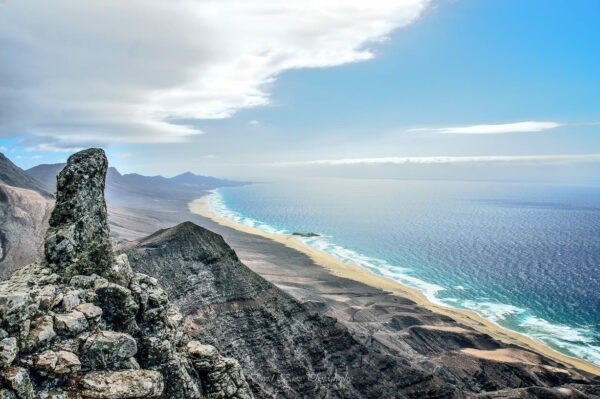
26;162;65;192
171;171;241;189
0;153;54;278
0;153;53;196
27;162;246;209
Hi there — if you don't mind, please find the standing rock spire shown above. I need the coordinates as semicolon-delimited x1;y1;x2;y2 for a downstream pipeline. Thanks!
45;148;114;277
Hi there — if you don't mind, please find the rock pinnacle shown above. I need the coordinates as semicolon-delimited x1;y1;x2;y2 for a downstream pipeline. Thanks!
44;148;114;277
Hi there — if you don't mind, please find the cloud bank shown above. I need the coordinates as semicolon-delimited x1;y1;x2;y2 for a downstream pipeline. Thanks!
272;154;600;166
0;0;430;147
409;121;564;134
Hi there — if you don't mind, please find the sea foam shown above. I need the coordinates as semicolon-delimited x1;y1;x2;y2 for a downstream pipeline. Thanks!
208;188;600;366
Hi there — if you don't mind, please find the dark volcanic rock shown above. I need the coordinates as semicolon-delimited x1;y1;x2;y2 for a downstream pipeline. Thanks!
45;148;114;277
291;232;320;237
124;222;459;398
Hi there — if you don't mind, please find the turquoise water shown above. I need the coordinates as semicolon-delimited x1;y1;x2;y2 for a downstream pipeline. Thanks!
209;178;600;365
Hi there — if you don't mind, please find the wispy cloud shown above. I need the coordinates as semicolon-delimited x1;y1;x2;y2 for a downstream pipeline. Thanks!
0;0;431;145
25;144;83;153
112;152;133;159
408;121;564;134
271;154;600;166
16;155;42;160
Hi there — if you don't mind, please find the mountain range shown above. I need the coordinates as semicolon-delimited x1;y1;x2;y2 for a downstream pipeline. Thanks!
27;163;244;209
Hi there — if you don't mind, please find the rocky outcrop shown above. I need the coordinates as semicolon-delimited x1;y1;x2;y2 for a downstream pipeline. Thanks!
0;149;253;399
45;148;114;278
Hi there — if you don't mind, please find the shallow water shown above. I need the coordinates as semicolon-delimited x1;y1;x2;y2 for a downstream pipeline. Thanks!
209;178;600;365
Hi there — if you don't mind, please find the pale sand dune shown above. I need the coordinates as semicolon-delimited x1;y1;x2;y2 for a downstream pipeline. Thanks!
189;194;600;376
461;348;542;365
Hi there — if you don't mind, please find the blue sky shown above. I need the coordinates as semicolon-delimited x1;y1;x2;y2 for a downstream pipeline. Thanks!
1;0;599;181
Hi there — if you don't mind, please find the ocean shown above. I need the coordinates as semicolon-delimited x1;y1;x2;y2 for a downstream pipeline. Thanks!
208;178;600;365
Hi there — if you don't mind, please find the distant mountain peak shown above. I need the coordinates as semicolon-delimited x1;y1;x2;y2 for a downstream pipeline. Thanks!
0;152;53;197
175;171;197;178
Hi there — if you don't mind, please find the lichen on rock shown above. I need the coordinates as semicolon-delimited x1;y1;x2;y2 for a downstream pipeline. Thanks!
44;148;114;278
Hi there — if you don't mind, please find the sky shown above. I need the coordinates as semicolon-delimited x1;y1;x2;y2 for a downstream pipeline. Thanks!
1;0;599;182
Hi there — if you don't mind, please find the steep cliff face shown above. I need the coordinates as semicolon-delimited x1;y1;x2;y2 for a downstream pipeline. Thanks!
124;222;600;399
0;154;54;278
0;149;253;399
124;222;460;398
0;153;52;197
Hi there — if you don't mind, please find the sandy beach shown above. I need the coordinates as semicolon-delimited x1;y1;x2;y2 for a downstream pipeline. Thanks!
189;194;600;376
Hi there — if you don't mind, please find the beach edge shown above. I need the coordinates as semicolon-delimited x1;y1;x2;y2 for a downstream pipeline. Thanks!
189;194;600;376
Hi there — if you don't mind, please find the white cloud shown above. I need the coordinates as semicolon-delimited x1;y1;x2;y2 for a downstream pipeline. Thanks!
0;0;430;145
16;155;42;160
248;120;261;127
409;121;564;134
271;154;600;166
25;144;83;153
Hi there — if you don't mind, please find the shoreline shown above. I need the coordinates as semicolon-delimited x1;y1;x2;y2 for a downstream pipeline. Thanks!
189;194;600;376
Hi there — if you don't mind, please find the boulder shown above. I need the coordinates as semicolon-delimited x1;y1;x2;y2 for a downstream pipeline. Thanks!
187;341;218;370
1;367;35;399
54;311;88;336
34;350;58;371
0;337;17;366
61;291;81;312
93;282;138;334
82;331;137;370
105;254;133;288
37;285;58;311
75;303;103;319
0;389;17;399
54;351;81;374
26;315;56;348
79;370;164;398
0;293;37;332
35;350;80;374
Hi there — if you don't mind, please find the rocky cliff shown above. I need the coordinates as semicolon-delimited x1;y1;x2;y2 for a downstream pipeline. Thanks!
0;149;253;398
125;222;461;398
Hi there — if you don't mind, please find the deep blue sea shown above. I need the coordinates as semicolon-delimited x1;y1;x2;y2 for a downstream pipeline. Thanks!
209;178;600;365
